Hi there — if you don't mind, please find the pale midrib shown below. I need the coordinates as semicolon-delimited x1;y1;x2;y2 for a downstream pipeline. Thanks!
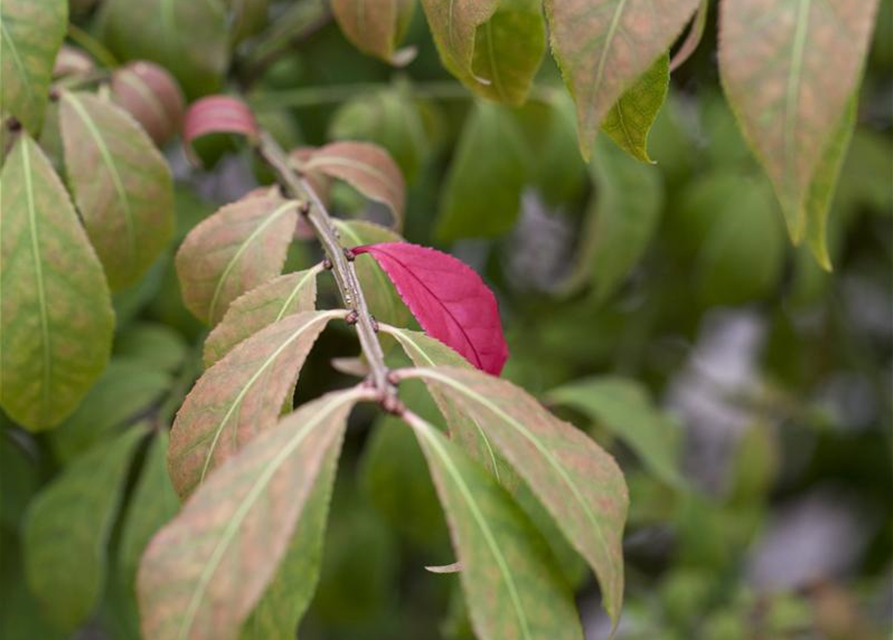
593;0;630;118
419;370;617;596
416;419;531;640
176;392;357;640
483;20;506;101
273;266;322;323
208;201;296;323
612;99;636;152
22;141;52;422
197;311;339;486
65;94;137;277
784;0;811;226
1;20;34;100
385;326;502;483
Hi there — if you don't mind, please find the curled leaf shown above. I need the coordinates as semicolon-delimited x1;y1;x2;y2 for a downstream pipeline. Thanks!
183;94;259;163
111;61;185;146
352;243;508;375
52;45;94;79
299;142;406;230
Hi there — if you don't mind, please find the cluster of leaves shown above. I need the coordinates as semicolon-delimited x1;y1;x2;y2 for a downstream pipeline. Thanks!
1;0;890;639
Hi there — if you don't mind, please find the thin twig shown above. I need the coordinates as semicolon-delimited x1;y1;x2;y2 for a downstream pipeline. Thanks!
254;131;395;398
67;23;119;68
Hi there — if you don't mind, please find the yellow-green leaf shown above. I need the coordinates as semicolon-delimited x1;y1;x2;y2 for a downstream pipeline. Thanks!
138;388;364;640
60;91;175;290
0;135;114;431
545;0;699;158
601;54;669;163
168;310;342;498
401;366;629;625
405;412;584;640
204;266;322;367
176;193;299;325
0;0;67;132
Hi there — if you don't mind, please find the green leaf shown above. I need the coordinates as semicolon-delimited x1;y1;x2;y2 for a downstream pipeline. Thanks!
23;427;144;631
401;366;628;625
360;379;450;549
0;432;39;529
512;92;588;206
227;0;269;46
437;101;527;240
545;0;699;158
331;0;415;63
48;358;171;463
118;430;180;586
600;54;669;163
0;0;67;132
547;376;685;489
329;87;432;182
334;219;411;327
138;388;364;640
406;412;584;640
466;0;547;105
803;95;858;270
419;0;499;81
204;266;321;367
99;0;229;98
239;436;339;640
677;170;785;306
562;135;663;300
0;135;115;431
176;193;299;325
718;0;878;245
59;91;175;290
115;322;189;374
168;310;342;498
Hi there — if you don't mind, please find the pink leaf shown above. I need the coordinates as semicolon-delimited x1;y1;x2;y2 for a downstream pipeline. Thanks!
352;242;508;375
182;95;258;163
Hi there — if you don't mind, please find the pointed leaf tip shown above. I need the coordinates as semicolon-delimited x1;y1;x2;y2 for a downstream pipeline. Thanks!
352;243;509;375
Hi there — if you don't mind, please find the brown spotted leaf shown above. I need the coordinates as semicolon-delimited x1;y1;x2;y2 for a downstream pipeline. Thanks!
718;0;878;247
0;0;67;133
404;412;584;640
400;366;628;625
176;194;299;325
545;0;699;158
0;135;114;431
300;142;405;230
139;388;366;640
168;310;343;499
59;91;175;290
332;0;416;64
380;326;511;483
203;266;322;367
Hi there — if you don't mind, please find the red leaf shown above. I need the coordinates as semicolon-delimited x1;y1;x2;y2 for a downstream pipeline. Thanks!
352;242;508;375
182;95;258;162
